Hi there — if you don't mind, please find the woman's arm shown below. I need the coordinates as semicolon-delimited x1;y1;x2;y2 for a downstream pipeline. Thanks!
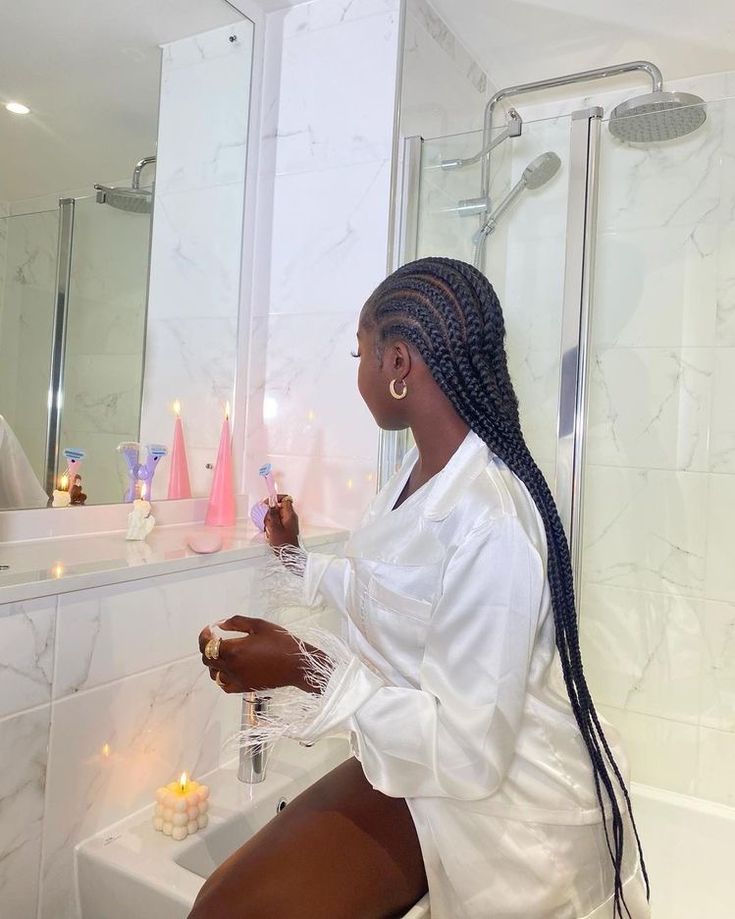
298;515;546;801
265;497;355;616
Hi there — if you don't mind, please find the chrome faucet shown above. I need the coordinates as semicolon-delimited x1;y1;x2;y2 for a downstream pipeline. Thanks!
238;692;270;784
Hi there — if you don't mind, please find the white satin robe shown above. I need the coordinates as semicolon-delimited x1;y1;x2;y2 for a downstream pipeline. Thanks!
296;431;650;918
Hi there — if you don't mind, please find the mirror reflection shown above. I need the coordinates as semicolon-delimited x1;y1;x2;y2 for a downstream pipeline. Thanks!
0;0;251;510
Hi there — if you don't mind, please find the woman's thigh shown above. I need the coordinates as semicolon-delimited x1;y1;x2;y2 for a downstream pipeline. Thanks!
188;756;428;919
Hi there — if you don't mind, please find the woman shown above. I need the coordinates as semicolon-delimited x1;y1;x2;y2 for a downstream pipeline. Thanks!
191;258;650;919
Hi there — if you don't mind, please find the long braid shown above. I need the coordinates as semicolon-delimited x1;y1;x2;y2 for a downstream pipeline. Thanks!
362;257;649;917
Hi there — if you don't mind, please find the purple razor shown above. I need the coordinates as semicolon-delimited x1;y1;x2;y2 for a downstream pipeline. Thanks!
249;462;278;531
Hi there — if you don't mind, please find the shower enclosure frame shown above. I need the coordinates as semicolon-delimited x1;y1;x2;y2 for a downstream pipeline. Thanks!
44;197;75;496
379;106;604;593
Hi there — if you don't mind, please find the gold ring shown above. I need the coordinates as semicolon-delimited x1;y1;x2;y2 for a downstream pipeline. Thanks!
204;637;221;661
215;671;225;687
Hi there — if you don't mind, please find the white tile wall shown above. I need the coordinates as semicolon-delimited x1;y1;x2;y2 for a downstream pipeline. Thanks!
244;0;401;530
412;60;735;812
401;0;488;140
0;543;344;919
577;87;735;808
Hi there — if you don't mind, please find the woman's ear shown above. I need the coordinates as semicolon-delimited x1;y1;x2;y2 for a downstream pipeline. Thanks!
389;341;412;378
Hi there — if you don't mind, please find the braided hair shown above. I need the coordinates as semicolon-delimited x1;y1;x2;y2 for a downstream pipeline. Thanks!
362;256;649;917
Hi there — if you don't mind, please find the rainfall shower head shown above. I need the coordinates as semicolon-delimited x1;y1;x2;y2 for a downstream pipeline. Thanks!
94;185;152;213
94;155;156;214
609;91;706;143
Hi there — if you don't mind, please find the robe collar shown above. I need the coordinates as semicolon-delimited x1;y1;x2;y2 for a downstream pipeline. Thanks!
344;430;490;565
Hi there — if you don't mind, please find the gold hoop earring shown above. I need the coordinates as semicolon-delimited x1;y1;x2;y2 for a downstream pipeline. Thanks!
389;379;407;400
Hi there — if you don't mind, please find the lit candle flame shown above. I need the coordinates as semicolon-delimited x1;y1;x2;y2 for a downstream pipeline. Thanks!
179;771;189;792
140;482;147;500
101;743;111;758
52;563;64;579
173;400;181;417
225;401;231;421
60;473;69;491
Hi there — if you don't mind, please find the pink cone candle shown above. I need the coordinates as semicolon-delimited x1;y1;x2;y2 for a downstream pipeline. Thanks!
205;402;235;526
167;400;192;500
152;772;210;841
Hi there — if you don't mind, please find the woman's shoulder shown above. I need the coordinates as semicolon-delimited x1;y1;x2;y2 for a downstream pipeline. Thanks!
443;454;548;560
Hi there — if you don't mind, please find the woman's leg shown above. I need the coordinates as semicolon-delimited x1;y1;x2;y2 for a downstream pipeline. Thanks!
188;757;427;919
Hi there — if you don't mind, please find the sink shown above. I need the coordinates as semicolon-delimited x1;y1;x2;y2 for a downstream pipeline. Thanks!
77;737;430;919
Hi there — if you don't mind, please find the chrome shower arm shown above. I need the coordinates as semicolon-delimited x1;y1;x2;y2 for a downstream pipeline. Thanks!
441;108;522;170
132;155;157;190
479;61;664;200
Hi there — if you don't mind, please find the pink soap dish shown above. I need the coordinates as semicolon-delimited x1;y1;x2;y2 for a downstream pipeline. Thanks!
187;533;223;554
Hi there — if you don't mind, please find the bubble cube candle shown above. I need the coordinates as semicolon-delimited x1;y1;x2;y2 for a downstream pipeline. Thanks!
152;772;209;841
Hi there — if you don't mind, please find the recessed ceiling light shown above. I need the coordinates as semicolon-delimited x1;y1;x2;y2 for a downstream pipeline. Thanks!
6;102;30;115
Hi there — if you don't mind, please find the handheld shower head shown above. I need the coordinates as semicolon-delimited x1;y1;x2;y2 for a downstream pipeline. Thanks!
472;151;561;267
522;151;562;189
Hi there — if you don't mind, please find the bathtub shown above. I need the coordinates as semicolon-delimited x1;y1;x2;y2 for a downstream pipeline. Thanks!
630;782;735;918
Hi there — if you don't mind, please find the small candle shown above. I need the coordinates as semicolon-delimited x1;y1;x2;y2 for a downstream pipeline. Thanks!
152;772;210;839
126;482;155;541
51;473;71;508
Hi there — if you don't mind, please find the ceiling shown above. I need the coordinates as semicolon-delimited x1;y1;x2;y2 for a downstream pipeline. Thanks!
0;0;245;203
431;0;735;93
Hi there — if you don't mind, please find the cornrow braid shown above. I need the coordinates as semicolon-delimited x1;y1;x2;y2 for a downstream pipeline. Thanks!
362;256;649;918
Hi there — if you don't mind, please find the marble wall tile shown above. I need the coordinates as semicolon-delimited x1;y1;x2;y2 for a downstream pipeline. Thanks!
245;450;377;531
715;225;735;345
0;707;50;919
696;725;735;807
281;0;398;39
140;315;237;499
146;184;247;321
596;112;723;233
157;23;253;196
53;563;256;698
0;597;56;719
581;584;704;726
249;311;376;463
265;159;393;316
39;656;240;919
706;348;735;472
581;466;707;594
586;347;713;472
704;474;735;603
591;225;718;349
248;0;401;527
401;4;487;139
60;354;144;437
273;9;399;176
598;704;699;796
699;599;735;732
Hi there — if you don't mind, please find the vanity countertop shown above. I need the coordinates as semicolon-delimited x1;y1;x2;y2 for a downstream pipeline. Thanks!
0;521;345;605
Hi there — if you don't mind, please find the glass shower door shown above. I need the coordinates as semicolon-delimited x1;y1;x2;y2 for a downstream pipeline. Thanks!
59;195;151;504
579;97;735;918
414;112;575;491
0;207;59;498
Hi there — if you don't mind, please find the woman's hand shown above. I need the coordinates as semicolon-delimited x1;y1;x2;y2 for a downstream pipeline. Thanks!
198;616;328;695
264;494;300;549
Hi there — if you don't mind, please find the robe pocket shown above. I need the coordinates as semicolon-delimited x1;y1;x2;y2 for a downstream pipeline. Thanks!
366;576;434;622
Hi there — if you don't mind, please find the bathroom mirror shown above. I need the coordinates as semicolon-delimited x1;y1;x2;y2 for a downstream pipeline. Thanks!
0;0;253;510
